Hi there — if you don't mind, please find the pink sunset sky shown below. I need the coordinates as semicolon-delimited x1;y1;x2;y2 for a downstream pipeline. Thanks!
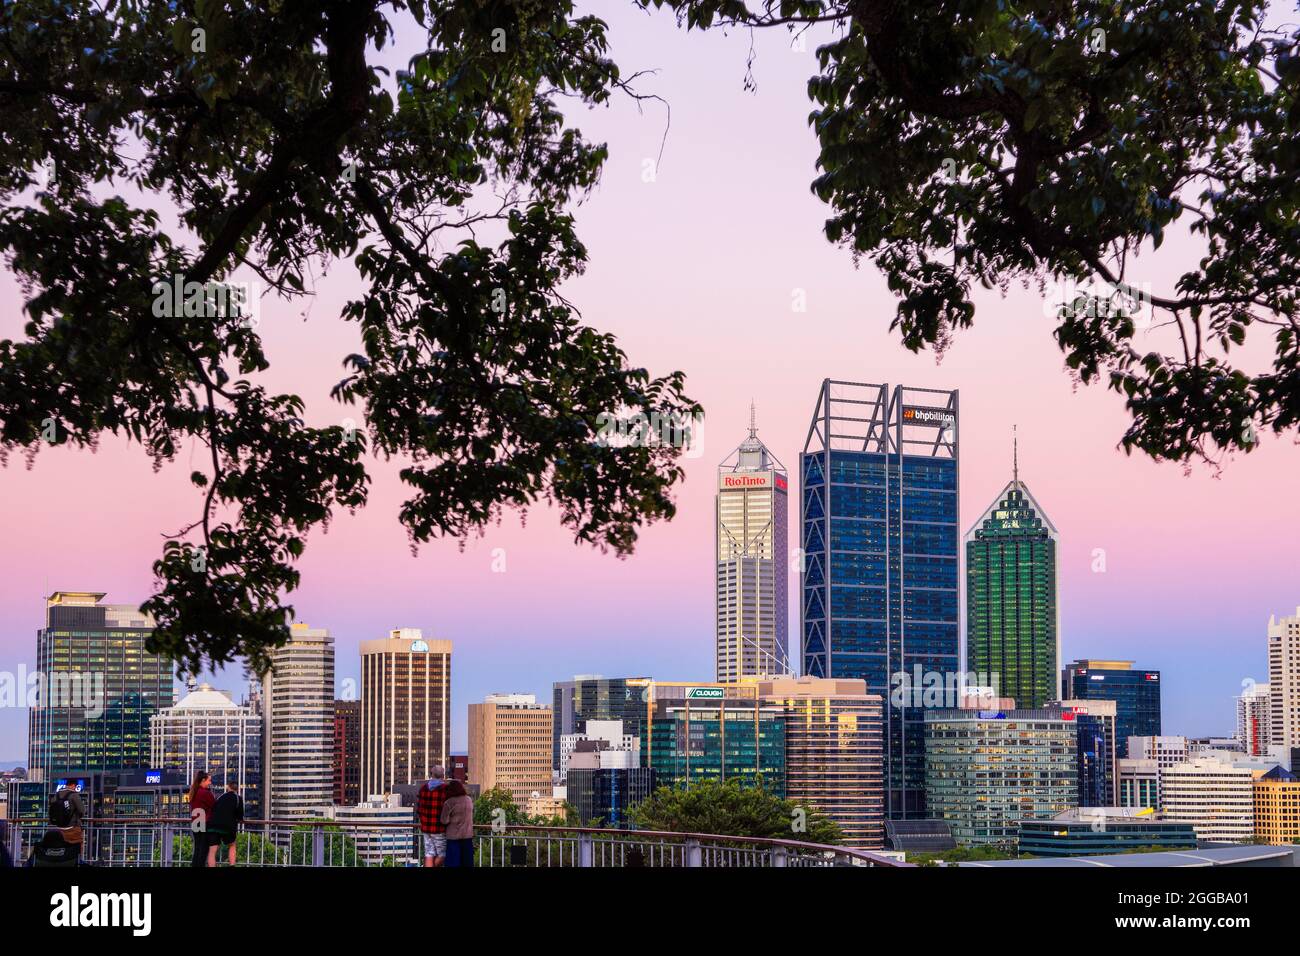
1;6;1297;757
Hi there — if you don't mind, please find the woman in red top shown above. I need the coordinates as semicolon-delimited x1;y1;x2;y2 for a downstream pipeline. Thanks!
189;772;215;868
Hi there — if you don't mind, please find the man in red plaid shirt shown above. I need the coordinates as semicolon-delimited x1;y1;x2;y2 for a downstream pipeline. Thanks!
416;766;448;867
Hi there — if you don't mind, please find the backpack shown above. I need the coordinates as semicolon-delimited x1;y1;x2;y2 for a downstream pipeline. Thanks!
49;791;75;829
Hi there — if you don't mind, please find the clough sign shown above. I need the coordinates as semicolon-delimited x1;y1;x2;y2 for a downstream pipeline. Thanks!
901;405;956;427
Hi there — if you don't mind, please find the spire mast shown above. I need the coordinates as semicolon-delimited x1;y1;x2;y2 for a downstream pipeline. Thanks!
749;400;757;439
1013;424;1019;487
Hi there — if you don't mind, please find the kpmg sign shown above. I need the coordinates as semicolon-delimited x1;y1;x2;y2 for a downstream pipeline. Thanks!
901;405;956;428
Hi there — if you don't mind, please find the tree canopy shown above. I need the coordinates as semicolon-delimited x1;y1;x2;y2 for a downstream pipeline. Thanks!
646;0;1299;462
0;0;697;674
632;777;844;844
2;1;1297;671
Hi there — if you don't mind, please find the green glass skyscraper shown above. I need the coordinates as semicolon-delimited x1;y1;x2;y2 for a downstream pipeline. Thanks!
965;438;1060;709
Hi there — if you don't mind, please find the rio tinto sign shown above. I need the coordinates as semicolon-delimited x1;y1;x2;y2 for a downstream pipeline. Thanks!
720;473;770;490
901;405;956;427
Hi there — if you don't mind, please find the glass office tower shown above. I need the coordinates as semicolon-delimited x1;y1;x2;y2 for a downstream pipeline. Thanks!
715;407;789;681
28;591;175;782
646;683;786;795
1062;660;1161;751
801;381;959;818
1054;699;1118;806
965;450;1060;709
552;676;653;771
566;758;656;829
924;708;1078;847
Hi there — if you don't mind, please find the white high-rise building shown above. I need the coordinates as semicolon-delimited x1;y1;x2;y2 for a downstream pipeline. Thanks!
263;623;335;820
715;406;789;682
1160;757;1255;844
1236;681;1272;756
1117;758;1160;809
151;683;263;816
1268;609;1300;748
559;720;640;777
1128;735;1189;767
1127;735;1188;808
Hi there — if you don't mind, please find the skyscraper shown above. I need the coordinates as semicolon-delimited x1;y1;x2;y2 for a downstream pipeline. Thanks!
1061;659;1161;750
1118;759;1160;810
28;591;174;782
966;434;1060;708
715;406;789;681
1160;757;1255;844
1236;680;1272;756
1056;699;1118;807
263;622;334;820
755;676;885;849
924;708;1078;847
1268;609;1300;748
467;693;552;806
801;381;959;818
1253;765;1300;845
151;683;263;816
646;682;786;795
552;676;653;771
360;628;452;798
333;698;361;806
565;722;654;828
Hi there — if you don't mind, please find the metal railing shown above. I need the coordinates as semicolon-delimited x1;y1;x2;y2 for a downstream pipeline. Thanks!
4;818;908;868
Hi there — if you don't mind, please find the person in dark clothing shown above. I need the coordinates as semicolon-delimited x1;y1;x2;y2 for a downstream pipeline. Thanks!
188;771;215;868
28;785;87;867
29;828;79;867
440;779;475;868
45;783;86;865
207;781;244;866
0;820;14;868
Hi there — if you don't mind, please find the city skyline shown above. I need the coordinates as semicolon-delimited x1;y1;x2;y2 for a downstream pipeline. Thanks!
0;389;1294;759
1;399;1291;761
0;6;1297;758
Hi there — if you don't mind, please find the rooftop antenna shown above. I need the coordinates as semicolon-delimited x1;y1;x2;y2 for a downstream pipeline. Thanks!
1013;424;1019;487
748;400;757;439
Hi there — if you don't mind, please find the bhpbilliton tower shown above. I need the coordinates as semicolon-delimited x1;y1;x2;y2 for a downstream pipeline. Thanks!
801;381;959;818
715;407;789;681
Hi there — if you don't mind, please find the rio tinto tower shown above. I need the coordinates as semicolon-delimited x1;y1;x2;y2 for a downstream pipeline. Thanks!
715;406;789;682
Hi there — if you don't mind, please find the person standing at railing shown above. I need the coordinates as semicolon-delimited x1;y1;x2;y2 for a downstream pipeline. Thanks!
440;780;474;869
188;772;216;868
0;820;13;868
207;781;244;867
49;780;85;858
415;765;448;867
